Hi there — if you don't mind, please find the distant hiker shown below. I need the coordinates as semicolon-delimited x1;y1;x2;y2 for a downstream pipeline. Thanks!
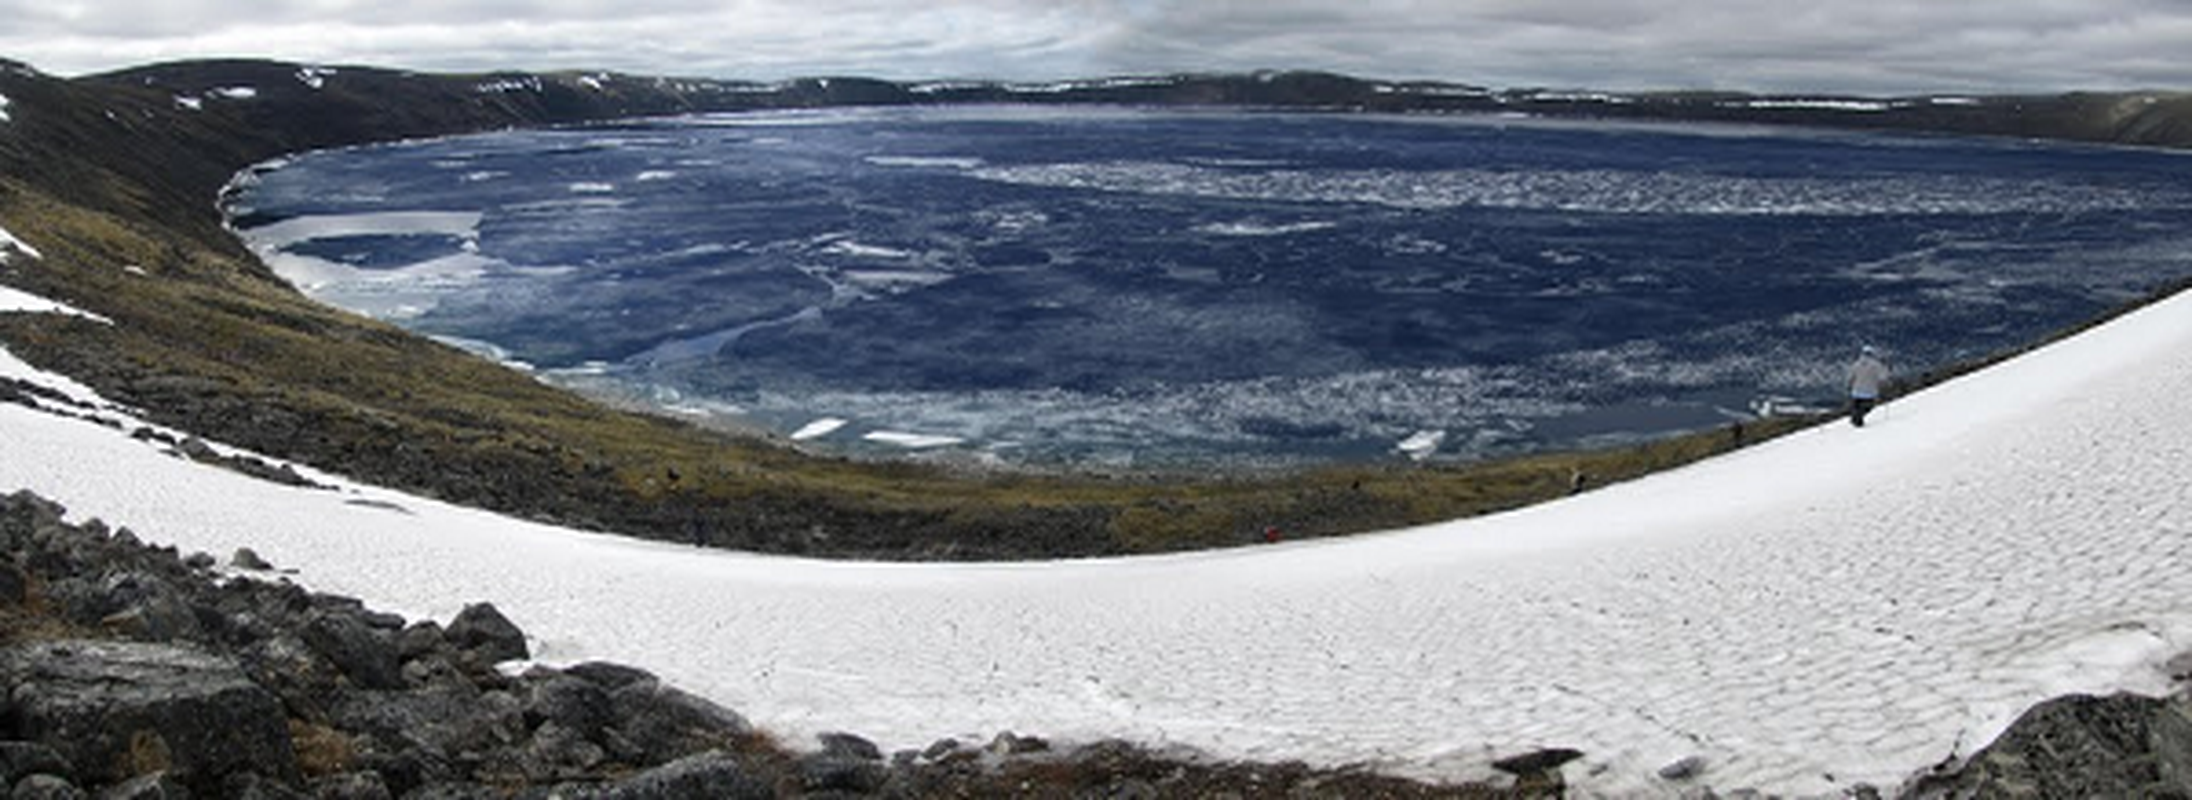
1847;345;1890;428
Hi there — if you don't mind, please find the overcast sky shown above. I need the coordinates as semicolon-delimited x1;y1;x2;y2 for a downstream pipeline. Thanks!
3;0;2190;94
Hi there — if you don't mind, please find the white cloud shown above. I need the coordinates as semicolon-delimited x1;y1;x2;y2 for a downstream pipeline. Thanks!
0;0;2188;93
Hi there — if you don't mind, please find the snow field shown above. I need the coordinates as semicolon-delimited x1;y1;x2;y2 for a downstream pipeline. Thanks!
0;222;43;261
0;282;2188;795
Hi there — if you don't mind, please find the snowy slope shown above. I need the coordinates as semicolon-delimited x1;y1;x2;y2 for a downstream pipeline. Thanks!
0;223;44;261
3;283;2189;796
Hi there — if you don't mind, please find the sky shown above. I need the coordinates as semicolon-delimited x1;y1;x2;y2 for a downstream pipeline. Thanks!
1;1;2191;94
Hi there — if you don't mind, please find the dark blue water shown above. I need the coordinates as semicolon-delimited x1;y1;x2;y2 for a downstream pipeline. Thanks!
227;107;2192;468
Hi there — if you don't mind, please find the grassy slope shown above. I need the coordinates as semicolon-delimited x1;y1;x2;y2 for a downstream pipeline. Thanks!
0;58;2184;560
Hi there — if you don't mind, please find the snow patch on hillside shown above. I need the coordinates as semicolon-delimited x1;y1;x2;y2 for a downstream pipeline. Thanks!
0;284;109;325
0;223;41;261
0;92;12;123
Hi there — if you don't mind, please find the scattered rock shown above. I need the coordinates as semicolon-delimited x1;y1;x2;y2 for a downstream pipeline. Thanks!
798;752;889;793
340;499;412;515
181;552;215;570
358;610;406;631
1657;754;1706;781
606;682;751;763
444;603;528;664
818;732;883;762
988;731;1050;756
0;741;75;787
231;548;273;571
1492;747;1584;796
12;773;88;800
100;772;192;799
919;738;963;762
1491;747;1585;776
97;572;202;642
395;622;448;661
523;675;613;739
332;687;524;766
301;610;404;690
2166;651;2192;683
592;751;772;800
516;721;606;782
218;771;313;800
562;661;655;690
0;562;26;605
0;640;299;789
308;771;392;800
176;437;220;464
1904;691;2192;798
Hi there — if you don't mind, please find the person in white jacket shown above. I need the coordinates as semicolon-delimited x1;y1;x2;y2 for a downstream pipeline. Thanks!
1847;345;1890;427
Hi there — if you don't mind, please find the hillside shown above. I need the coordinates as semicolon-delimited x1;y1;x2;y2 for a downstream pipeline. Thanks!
5;57;2192;561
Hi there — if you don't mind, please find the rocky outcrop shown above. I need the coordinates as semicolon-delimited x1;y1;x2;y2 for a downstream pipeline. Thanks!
1903;691;2192;798
19;483;2184;798
2;640;298;789
0;490;1527;797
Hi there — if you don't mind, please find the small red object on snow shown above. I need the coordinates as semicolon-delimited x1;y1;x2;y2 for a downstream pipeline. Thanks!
1263;526;1282;543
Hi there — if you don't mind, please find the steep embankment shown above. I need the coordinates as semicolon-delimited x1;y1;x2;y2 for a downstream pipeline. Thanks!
4;58;2192;561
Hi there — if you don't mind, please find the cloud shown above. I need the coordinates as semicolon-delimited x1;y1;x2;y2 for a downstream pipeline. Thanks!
0;0;2189;93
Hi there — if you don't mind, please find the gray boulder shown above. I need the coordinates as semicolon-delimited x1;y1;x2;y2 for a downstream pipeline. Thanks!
444;604;528;665
13;773;89;800
234;635;344;723
230;548;273;571
515;722;607;783
331;687;523;764
800;732;889;793
591;751;772;800
307;772;392;800
175;437;219;464
95;572;203;643
1905;691;2192;798
561;662;654;691
99;772;191;799
0;562;27;605
395;622;449;662
300;611;403;690
1;640;299;790
605;682;752;765
523;675;612;739
818;732;882;762
798;751;888;794
0;741;75;786
216;772;311;800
